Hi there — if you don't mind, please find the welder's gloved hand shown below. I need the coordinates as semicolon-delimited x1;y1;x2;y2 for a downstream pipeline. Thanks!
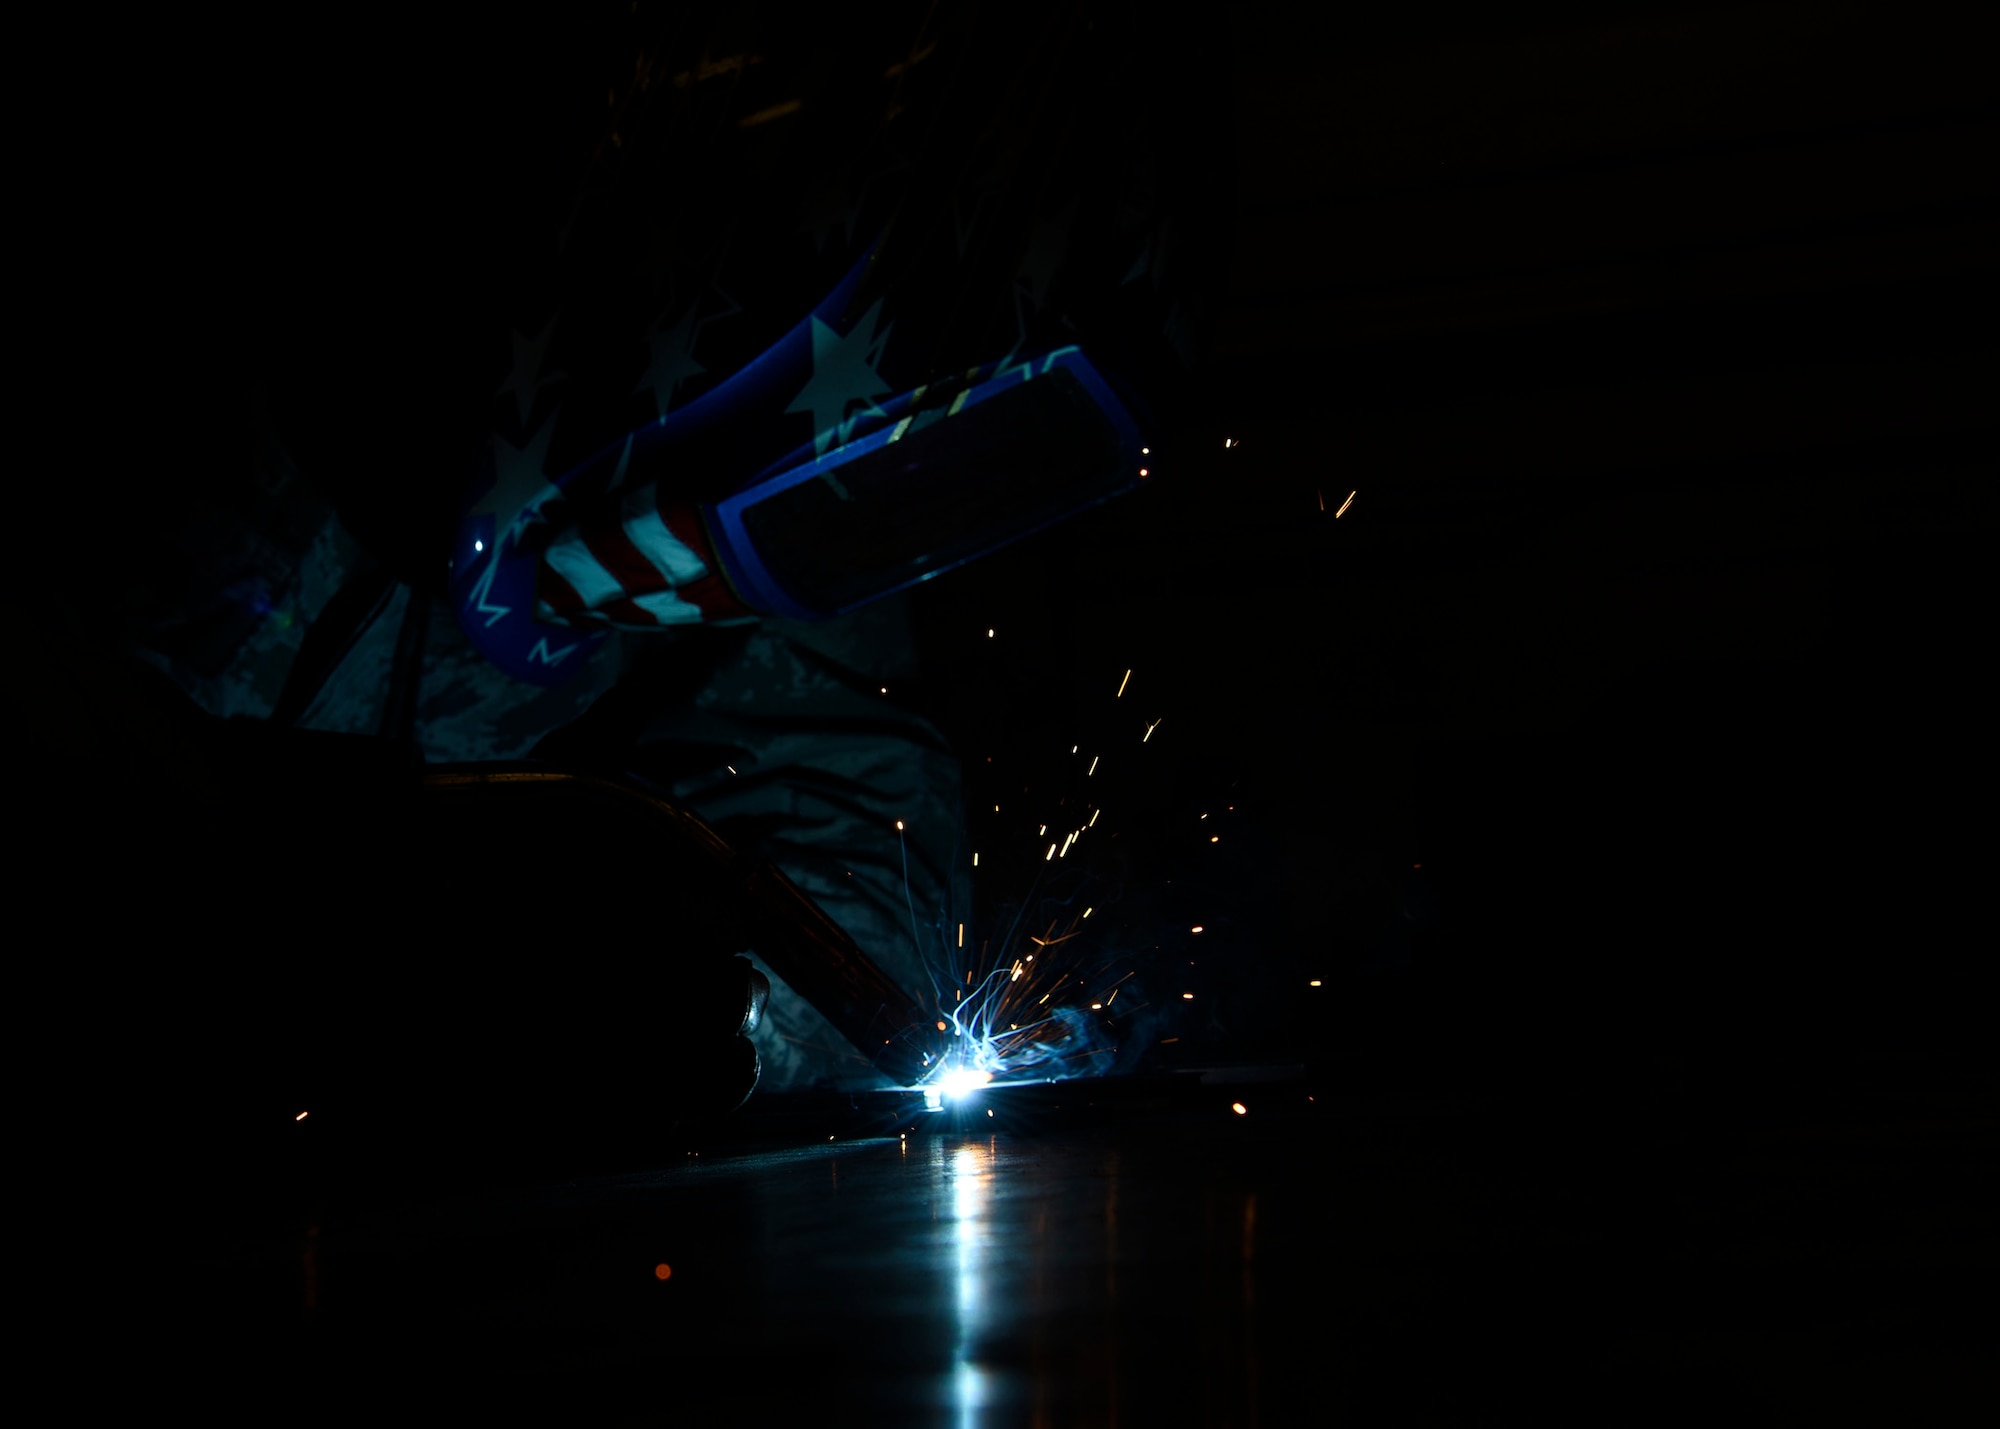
654;954;771;1116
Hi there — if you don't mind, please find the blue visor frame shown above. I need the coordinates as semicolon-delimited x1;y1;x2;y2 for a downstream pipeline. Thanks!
702;346;1146;620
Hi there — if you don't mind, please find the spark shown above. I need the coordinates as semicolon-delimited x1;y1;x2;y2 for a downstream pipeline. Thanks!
1225;437;1237;448
1117;669;1131;697
1138;468;1149;477
473;540;484;552
1335;490;1356;518
1091;1003;1102;1010
738;98;803;127
1318;489;1325;511
973;852;979;866
294;1111;308;1121
1089;810;1098;826
1046;844;1055;861
987;628;994;637
1231;1103;1247;1116
896;820;905;830
1182;992;1195;999
1088;756;1098;775
655;1264;673;1280
1143;720;1160;742
1210;836;1219;843
958;923;965;948
1191;925;1204;933
1309;980;1322;986
727;765;738;774
1083;907;1092;917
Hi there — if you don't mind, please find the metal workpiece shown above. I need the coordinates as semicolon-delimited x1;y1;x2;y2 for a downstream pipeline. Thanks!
736;856;936;1088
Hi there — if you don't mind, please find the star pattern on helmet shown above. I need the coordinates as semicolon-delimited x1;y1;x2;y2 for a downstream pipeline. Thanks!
635;285;742;421
468;414;560;553
786;298;896;456
495;315;567;433
798;155;908;256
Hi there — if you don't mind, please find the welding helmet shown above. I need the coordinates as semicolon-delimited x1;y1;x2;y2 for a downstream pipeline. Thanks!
448;1;1232;684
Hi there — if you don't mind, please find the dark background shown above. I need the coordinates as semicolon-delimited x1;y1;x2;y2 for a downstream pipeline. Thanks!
910;0;1995;1073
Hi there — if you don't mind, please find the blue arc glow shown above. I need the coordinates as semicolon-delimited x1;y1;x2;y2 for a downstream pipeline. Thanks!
938;1068;993;1100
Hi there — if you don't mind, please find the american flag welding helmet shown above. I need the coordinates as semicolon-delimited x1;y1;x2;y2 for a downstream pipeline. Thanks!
451;1;1231;684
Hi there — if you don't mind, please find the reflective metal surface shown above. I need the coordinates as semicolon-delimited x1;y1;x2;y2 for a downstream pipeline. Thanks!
172;1069;1992;1424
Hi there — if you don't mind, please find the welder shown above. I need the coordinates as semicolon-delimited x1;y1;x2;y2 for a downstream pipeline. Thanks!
46;1;1231;1146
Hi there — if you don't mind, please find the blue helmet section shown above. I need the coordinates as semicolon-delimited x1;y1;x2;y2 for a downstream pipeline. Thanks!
449;242;881;684
449;3;1230;686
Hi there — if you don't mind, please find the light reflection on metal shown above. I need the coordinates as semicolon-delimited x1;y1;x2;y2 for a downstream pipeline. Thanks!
948;1141;994;1425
